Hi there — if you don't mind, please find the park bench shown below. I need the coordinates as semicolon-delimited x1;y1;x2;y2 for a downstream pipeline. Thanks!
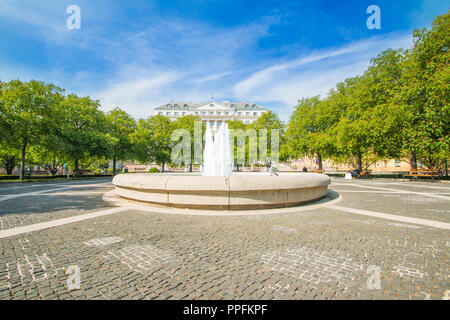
24;170;49;177
404;169;440;181
359;170;372;178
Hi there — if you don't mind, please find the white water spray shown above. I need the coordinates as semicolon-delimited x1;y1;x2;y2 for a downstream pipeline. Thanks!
202;122;233;177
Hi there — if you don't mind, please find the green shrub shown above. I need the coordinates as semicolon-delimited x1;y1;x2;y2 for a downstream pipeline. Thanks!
149;167;160;173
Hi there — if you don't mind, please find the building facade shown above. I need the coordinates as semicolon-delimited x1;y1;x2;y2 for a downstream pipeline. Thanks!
154;101;269;129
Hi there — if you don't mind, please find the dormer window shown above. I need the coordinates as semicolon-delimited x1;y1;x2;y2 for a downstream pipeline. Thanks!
167;104;172;108
245;104;249;108
252;104;256;108
210;104;214;107
184;104;188;109
174;104;179;109
231;105;236;109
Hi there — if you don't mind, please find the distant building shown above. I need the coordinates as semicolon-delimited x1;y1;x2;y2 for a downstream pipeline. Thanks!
154;101;269;128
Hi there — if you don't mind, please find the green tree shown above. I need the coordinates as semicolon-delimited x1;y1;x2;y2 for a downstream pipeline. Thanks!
286;96;337;170
171;115;202;172
0;80;64;179
0;143;19;175
249;111;286;165
56;94;110;176
131;115;174;172
398;11;449;169
106;108;137;176
228;119;248;170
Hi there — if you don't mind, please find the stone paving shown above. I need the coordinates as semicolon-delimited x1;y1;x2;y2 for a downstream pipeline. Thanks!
0;177;448;300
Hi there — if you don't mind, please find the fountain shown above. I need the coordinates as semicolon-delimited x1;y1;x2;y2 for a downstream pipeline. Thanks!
112;122;331;210
202;123;233;177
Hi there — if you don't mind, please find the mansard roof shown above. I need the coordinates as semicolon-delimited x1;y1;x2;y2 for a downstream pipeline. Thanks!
154;101;269;111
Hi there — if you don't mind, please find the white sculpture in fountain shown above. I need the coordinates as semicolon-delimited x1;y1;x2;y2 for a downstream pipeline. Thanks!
202;122;233;177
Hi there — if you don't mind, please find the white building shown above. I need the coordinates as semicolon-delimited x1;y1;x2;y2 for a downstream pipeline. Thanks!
154;101;269;129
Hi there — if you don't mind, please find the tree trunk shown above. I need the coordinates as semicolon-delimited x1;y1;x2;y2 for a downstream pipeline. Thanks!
445;159;448;177
113;156;117;176
161;162;165;173
4;157;15;175
20;143;27;180
410;151;417;170
53;159;58;175
236;164;240;172
356;152;362;172
317;153;323;170
189;163;193;172
74;158;79;177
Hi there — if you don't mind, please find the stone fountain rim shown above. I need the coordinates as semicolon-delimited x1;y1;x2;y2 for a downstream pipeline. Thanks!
111;173;332;210
112;173;330;192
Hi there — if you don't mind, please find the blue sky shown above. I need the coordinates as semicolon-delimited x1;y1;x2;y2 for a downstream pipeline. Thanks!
0;0;448;121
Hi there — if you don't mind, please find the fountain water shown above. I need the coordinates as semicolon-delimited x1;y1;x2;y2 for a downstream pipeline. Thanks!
202;122;233;177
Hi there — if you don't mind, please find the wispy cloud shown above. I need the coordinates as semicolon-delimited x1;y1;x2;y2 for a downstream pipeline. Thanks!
0;1;419;122
233;32;413;120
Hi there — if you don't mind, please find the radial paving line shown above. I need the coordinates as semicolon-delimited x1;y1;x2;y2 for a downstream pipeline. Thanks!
332;182;450;200
329;205;450;230
0;207;127;239
0;184;111;202
371;182;450;190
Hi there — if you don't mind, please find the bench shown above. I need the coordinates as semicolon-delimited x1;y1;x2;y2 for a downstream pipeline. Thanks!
404;169;440;181
24;171;49;177
359;170;372;177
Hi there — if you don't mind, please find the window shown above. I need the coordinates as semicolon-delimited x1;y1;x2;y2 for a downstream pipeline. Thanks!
166;112;170;116
217;121;222;126
252;104;256;108
237;112;241;116
209;111;214;115
174;112;178;116
225;112;229;116
202;112;206;115
245;120;250;124
245;104;249;108
182;112;186;116
167;104;172;108
158;112;162;115
184;104;188;109
231;104;236;109
253;112;257;116
174;104;179;108
217;112;221;116
210;104;215;107
245;112;250;116
195;112;199;115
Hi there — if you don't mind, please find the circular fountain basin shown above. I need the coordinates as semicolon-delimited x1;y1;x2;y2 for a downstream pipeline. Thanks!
112;173;331;210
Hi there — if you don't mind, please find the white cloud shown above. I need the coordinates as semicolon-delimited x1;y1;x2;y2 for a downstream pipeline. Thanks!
0;1;416;122
94;72;181;116
233;32;413;119
91;32;413;121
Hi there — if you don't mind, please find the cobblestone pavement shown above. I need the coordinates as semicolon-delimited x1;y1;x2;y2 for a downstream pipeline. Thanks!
0;178;448;300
